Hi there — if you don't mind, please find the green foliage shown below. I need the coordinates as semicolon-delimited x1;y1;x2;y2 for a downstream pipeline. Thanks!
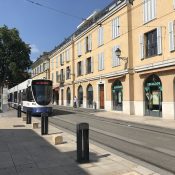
0;25;32;88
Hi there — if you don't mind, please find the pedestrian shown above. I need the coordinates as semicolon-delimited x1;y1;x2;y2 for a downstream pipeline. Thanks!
74;96;77;108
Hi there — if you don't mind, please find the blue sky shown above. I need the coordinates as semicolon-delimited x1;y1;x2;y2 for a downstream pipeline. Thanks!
0;0;112;61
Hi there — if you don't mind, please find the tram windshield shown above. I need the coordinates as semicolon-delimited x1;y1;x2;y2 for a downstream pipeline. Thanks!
32;80;52;105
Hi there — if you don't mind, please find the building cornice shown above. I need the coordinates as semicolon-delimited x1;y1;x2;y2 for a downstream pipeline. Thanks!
74;69;128;83
134;58;175;73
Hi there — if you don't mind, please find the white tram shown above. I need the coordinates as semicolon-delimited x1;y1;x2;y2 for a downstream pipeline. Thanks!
8;79;53;115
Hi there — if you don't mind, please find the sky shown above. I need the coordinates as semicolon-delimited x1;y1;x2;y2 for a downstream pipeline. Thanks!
0;0;113;61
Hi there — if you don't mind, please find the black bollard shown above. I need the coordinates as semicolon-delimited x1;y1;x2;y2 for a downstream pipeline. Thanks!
26;110;32;124
76;123;89;163
17;105;21;118
41;113;48;135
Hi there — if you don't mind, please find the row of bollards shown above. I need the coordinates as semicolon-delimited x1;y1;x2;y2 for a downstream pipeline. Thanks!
17;106;90;163
17;106;49;135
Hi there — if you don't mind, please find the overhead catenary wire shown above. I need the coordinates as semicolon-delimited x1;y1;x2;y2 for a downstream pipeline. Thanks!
25;0;85;21
27;0;175;63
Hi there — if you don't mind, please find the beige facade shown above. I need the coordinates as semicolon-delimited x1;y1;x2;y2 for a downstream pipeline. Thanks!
32;0;175;119
31;52;50;80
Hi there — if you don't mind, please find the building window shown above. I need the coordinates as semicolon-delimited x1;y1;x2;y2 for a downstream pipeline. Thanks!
145;29;157;57
144;0;156;23
98;26;104;46
60;69;64;82
51;58;54;69
77;61;83;76
112;17;120;39
37;67;39;74
85;34;92;53
56;71;59;83
168;21;175;51
66;66;71;80
60;53;64;65
65;49;70;62
67;87;71;106
112;80;123;111
98;52;104;71
87;84;93;108
86;57;93;74
139;27;162;59
77;41;82;57
56;57;58;68
52;73;54;82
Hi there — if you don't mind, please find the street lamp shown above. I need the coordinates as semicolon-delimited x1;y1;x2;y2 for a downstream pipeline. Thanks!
115;48;128;63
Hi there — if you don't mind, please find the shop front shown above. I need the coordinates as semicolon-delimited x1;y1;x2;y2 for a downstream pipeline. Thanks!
66;87;71;106
112;80;123;111
78;85;83;107
87;84;93;108
144;74;162;117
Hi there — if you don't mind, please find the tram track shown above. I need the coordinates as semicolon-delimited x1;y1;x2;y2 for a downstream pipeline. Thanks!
49;116;175;174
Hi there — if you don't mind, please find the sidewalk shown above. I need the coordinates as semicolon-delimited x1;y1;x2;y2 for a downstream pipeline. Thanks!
93;111;175;130
0;109;172;175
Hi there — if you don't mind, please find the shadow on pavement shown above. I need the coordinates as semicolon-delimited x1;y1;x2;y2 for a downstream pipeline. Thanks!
51;109;75;117
0;128;101;175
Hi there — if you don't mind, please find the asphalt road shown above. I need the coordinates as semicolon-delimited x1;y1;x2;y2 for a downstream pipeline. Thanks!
49;108;175;174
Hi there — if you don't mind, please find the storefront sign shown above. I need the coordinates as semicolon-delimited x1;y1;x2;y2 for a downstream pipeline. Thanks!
147;82;161;87
113;85;122;90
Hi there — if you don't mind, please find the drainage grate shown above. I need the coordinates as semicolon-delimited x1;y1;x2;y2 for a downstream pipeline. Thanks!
13;125;26;127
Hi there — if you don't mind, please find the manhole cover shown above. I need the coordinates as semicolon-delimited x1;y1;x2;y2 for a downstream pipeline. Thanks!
13;125;26;127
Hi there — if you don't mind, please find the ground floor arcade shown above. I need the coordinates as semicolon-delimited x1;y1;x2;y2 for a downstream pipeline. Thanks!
52;67;175;120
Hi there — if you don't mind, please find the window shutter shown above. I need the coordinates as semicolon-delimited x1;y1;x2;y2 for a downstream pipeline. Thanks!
84;59;87;74
112;19;116;39
75;62;78;77
151;0;156;19
98;27;103;46
101;27;104;45
139;34;144;59
102;53;104;70
112;47;115;67
88;34;92;51
98;53;101;70
168;21;175;51
98;28;100;46
84;38;87;53
117;17;120;37
144;0;148;23
112;17;119;39
157;27;162;55
81;61;84;75
91;57;94;73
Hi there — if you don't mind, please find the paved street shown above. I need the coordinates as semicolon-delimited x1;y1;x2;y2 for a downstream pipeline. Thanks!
0;109;171;175
50;106;175;174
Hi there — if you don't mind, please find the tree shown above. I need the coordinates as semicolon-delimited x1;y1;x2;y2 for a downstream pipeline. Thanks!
0;25;32;88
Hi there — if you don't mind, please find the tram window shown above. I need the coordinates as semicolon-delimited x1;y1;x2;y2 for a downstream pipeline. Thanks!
14;92;17;103
22;90;27;101
27;87;34;102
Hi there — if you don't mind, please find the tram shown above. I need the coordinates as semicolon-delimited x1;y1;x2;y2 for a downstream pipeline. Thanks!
8;79;53;115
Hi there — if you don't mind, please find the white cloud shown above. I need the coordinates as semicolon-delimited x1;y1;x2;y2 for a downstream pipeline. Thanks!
30;44;40;54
